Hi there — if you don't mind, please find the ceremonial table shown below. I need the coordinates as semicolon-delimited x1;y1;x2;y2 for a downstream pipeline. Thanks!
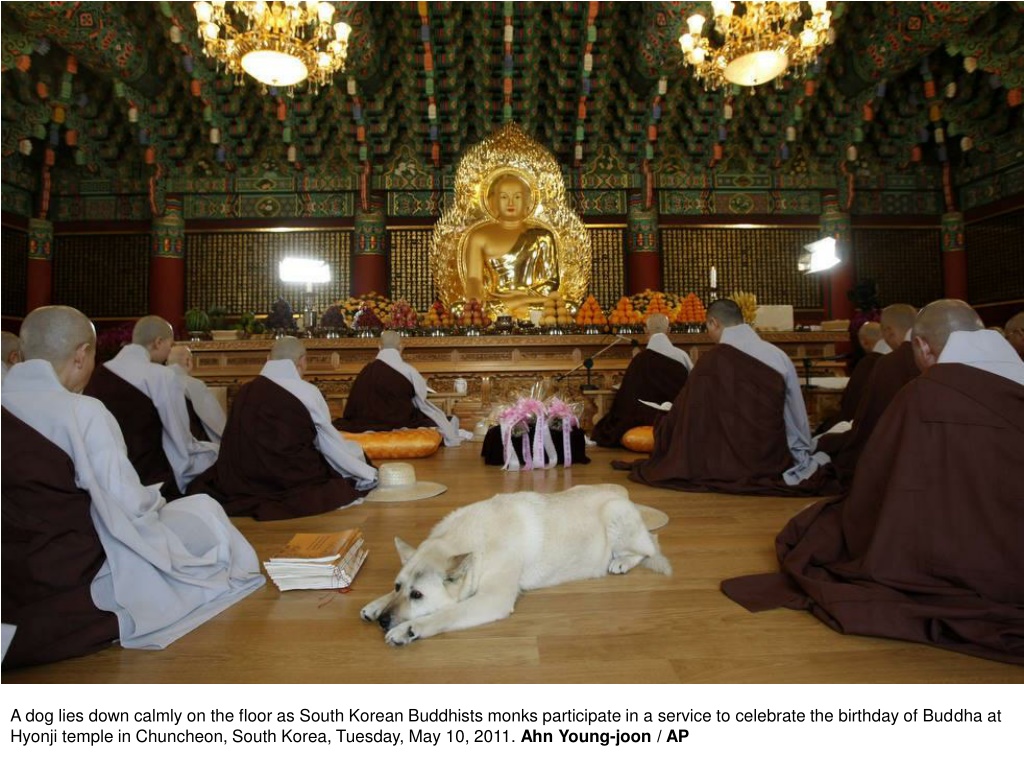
187;332;847;429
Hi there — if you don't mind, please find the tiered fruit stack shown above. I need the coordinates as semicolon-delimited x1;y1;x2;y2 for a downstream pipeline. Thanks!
674;293;707;325
640;291;674;320
458;298;490;328
729;290;758;325
386;299;419;331
631;289;680;318
422;299;454;330
539;291;572;327
609;296;642;328
574;295;608;328
341;291;392;326
352;301;385;331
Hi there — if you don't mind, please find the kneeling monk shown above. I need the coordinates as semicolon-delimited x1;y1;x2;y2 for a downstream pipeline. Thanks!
722;300;1024;664
190;337;377;521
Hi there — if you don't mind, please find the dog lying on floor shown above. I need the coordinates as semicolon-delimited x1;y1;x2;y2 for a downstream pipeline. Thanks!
361;484;671;646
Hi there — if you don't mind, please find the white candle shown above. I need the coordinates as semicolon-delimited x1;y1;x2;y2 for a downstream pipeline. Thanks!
710;266;717;289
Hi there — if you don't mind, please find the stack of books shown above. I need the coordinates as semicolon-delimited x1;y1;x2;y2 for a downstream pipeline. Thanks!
264;530;368;592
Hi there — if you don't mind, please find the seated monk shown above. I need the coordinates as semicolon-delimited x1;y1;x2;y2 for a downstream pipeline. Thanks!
618;299;835;496
592;313;692;448
814;320;886;436
334;330;462;446
190;337;377;521
2;306;263;668
83;315;217;499
166;345;226;444
816;303;920;487
722;299;1024;664
2;330;22;383
1006;311;1024;361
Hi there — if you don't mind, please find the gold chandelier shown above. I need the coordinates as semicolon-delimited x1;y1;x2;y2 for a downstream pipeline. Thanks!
679;1;834;90
193;1;351;90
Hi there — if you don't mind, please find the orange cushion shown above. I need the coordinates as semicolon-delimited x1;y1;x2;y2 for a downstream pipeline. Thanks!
339;427;442;460
621;426;654;453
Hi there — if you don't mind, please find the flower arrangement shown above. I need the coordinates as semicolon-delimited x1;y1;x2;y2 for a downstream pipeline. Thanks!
496;393;582;471
96;322;133;363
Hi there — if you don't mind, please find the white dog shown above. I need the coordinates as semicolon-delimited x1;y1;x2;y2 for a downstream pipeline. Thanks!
361;484;671;646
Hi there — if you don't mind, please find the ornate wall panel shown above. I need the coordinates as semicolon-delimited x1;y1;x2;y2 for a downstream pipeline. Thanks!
588;226;626;309
186;230;352;315
53;234;149;318
851;228;943;309
390;228;434;310
661;227;824;308
2;226;28;317
965;209;1024;305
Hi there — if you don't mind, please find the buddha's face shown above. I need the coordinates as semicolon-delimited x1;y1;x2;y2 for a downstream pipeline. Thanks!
490;177;530;222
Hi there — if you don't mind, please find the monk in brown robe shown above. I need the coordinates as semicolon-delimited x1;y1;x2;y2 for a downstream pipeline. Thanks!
592;314;691;448
1007;311;1024;361
618;299;836;496
190;337;377;521
722;300;1024;665
817;304;919;487
814;321;884;436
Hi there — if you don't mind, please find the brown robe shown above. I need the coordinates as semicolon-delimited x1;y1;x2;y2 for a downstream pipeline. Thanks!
621;344;837;496
184;398;208;442
1;409;119;668
817;342;920;486
591;349;689;447
814;351;881;435
333;360;437;432
189;376;365;521
722;364;1024;665
83;364;180;500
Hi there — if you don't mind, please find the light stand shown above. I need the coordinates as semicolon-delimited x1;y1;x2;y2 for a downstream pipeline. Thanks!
279;257;331;337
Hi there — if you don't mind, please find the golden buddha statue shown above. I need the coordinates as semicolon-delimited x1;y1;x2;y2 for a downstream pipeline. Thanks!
463;174;559;315
430;124;590;321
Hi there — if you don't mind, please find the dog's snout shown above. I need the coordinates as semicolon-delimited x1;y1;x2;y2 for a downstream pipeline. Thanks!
378;612;392;630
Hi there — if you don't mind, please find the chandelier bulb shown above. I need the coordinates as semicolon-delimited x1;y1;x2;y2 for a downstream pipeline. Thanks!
687;14;706;36
194;2;213;24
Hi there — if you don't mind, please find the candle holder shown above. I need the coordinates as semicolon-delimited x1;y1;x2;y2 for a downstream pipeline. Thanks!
709;288;719;304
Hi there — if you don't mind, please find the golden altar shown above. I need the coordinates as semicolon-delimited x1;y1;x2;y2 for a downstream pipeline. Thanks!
188;331;847;429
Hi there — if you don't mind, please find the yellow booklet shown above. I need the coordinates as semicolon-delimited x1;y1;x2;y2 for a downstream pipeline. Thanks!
268;530;361;564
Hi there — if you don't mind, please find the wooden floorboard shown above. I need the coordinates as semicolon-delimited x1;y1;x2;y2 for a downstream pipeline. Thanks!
4;442;1021;684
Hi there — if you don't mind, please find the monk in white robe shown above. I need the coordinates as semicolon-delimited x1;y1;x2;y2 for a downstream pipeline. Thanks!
2;306;263;667
166;345;226;444
1;330;21;383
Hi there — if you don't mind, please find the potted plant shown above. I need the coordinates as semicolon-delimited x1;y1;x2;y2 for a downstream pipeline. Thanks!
208;306;241;341
184;308;210;341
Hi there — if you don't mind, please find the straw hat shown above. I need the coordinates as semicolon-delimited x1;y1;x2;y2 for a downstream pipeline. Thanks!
635;504;669;531
366;462;447;503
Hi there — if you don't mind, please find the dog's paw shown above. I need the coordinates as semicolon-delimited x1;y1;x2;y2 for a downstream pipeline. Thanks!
608;555;643;574
360;604;381;622
385;622;420;647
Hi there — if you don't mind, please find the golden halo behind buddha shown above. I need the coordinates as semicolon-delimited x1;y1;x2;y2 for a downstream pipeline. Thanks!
430;123;591;320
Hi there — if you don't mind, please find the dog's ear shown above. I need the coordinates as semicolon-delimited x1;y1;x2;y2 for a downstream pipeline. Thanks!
444;553;477;601
394;537;416;565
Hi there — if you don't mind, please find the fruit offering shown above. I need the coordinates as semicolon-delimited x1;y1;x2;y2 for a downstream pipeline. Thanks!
540;291;572;327
341;291;392;326
353;301;384;331
458;298;490;327
674;292;707;324
641;291;673;320
729;290;758;325
386;299;419;330
320;303;347;329
631;288;680;317
609;296;642;327
422;299;454;329
575;295;608;327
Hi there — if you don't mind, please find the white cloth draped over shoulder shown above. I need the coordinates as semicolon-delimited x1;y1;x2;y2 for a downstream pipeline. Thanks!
2;360;264;650
938;329;1024;386
105;344;218;492
719;324;831;485
259;359;378;491
167;363;226;443
646;332;694;371
375;347;462;446
873;339;893;355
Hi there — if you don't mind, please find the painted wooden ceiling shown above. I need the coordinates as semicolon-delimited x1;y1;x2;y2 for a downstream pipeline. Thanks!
2;1;1022;193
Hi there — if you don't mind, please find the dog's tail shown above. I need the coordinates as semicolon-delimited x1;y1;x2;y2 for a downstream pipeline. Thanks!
642;534;672;576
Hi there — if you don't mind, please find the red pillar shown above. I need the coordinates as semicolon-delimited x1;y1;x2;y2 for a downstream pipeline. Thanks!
942;212;968;300
150;208;186;335
26;218;54;311
626;194;662;294
352;204;387;296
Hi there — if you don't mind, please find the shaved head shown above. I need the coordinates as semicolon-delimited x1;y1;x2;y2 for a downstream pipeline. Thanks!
645;313;670;336
380;330;402;350
167;345;193;371
707;299;744;327
1006;311;1024;359
857;321;882;352
911;299;984;370
19;305;97;392
270;336;306;362
133;315;175;363
2;330;21;366
880;304;917;349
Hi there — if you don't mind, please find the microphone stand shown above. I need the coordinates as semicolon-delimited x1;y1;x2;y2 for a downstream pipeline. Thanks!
556;334;629;391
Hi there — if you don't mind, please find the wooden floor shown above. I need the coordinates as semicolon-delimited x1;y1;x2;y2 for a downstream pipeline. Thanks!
5;442;1021;685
